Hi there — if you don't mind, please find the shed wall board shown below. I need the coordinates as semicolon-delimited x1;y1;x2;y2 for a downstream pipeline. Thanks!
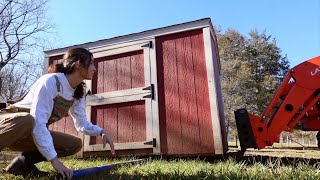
156;29;215;155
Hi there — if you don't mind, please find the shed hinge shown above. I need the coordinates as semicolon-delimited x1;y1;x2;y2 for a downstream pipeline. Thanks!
86;89;92;96
142;84;154;99
144;138;157;147
0;103;6;109
141;41;152;48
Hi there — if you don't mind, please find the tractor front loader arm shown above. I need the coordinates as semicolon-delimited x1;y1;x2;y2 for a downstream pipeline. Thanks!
235;56;320;151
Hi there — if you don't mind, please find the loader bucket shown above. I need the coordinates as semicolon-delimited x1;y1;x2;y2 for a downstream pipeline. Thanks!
235;108;269;151
235;109;257;150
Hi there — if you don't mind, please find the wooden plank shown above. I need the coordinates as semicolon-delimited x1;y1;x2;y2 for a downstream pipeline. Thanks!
96;109;104;144
131;51;145;88
131;52;147;142
203;27;224;154
91;39;151;54
103;58;118;92
132;101;146;142
104;107;118;143
118;105;132;143
86;93;150;106
117;56;132;90
79;79;92;158
191;31;215;153
93;43;145;59
84;141;153;151
88;107;97;145
210;33;228;152
83;149;153;158
149;39;161;154
43;56;49;75
156;38;167;154
177;36;201;154
81;100;92;152
143;44;151;86
141;47;153;142
117;56;133;143
87;87;150;101
97;60;104;93
162;37;182;154
91;59;104;143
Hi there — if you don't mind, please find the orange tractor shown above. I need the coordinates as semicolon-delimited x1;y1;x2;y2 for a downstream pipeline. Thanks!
235;56;320;151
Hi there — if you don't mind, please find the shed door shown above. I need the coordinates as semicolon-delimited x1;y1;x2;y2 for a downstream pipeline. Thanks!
83;40;158;153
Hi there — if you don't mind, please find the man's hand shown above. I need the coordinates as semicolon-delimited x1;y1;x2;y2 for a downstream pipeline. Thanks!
50;157;73;179
101;129;115;155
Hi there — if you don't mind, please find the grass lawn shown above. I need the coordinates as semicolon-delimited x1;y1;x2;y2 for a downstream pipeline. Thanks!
1;147;320;179
1;157;320;180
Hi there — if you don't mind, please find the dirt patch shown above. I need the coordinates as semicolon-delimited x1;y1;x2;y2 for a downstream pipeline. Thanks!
224;147;320;166
243;148;320;159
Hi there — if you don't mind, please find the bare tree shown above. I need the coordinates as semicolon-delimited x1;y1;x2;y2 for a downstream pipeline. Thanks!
1;58;42;100
0;0;51;98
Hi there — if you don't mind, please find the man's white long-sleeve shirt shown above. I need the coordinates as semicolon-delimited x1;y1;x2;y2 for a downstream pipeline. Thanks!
14;73;102;161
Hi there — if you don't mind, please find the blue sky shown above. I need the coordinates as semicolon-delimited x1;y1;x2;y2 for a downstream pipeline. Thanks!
47;0;319;67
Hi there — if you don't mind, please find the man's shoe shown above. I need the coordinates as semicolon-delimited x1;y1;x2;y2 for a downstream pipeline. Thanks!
4;155;49;177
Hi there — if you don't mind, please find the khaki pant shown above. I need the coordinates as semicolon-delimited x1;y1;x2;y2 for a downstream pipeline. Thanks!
0;111;82;158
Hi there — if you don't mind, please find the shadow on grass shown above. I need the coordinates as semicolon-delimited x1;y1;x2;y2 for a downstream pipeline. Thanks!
136;151;320;167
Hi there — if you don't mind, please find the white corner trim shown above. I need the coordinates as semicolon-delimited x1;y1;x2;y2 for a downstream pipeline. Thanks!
43;56;49;75
83;80;93;150
203;27;224;154
149;39;161;154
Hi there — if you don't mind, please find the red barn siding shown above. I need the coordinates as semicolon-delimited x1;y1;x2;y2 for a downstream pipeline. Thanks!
48;55;63;65
176;36;200;154
158;36;182;154
192;33;215;153
156;29;214;155
90;101;146;145
92;50;144;94
90;50;146;145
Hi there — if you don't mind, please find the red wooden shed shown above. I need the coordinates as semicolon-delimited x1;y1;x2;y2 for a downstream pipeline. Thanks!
44;18;227;157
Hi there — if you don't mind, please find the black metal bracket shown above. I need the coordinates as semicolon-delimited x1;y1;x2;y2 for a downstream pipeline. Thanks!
0;103;6;109
143;84;154;99
144;138;157;147
86;89;92;96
